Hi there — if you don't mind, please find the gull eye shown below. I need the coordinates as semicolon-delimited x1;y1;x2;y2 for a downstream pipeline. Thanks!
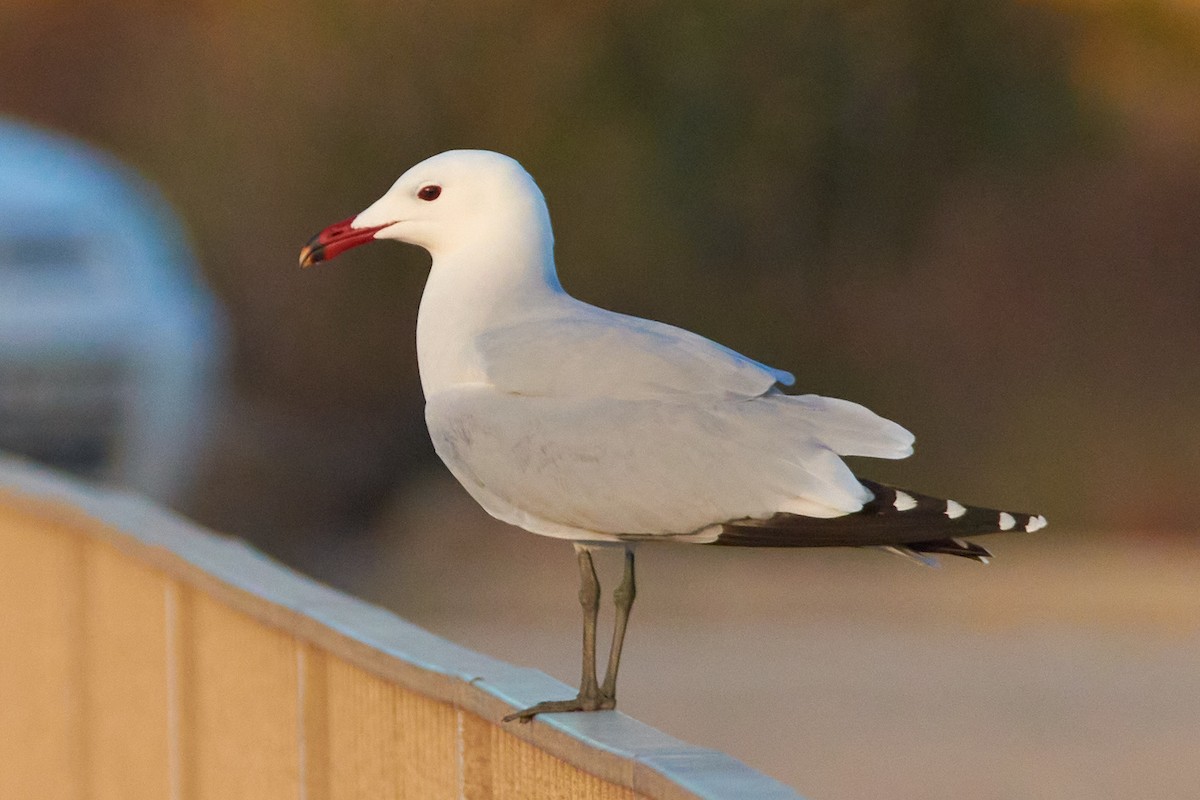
418;185;442;201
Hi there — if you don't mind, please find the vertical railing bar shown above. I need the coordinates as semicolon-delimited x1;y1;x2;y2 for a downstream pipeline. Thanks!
164;582;182;800
74;537;90;800
297;643;308;800
455;708;467;800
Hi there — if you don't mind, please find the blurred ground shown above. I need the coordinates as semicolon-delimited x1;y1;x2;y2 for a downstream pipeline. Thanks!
295;469;1200;800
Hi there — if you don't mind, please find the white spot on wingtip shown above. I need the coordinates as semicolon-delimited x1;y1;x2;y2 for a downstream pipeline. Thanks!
1025;515;1047;532
999;512;1016;531
945;500;967;519
893;490;917;511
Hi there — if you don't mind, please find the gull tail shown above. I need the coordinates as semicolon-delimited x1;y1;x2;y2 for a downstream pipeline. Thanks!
713;479;1046;564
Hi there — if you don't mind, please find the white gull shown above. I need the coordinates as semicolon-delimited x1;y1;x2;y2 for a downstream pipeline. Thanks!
301;149;1046;721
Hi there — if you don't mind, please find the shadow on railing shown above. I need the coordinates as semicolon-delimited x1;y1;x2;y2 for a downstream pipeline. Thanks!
0;455;801;800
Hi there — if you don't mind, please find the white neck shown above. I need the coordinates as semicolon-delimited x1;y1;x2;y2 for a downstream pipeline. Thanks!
415;208;564;397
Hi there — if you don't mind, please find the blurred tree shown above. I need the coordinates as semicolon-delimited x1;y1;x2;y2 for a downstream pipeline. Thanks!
572;0;1092;279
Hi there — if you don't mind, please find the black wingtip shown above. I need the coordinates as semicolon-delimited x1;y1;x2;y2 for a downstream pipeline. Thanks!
712;479;1046;560
858;480;1048;537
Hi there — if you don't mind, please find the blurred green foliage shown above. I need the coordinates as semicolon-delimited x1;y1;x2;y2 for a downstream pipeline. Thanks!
581;1;1093;275
2;0;1200;532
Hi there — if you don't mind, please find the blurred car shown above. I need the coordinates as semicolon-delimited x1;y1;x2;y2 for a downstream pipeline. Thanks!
0;117;226;505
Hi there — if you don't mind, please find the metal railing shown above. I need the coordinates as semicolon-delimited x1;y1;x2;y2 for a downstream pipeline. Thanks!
0;455;801;799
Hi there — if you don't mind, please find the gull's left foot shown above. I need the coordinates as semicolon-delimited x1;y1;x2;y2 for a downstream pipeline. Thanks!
502;693;615;723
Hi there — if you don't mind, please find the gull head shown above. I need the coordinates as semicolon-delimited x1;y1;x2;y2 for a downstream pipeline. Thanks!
299;149;549;267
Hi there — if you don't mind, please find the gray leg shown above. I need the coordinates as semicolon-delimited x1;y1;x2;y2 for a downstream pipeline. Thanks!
599;547;636;703
504;544;608;722
576;545;602;699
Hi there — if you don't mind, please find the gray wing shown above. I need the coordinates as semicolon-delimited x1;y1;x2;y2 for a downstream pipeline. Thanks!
455;303;915;538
